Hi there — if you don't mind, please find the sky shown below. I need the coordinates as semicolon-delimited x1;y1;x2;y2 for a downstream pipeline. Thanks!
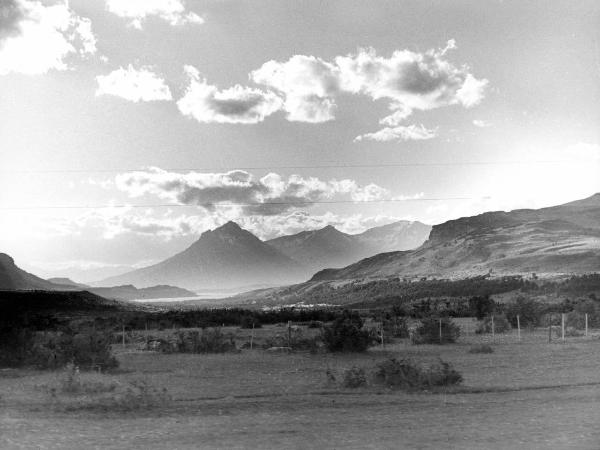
0;0;599;281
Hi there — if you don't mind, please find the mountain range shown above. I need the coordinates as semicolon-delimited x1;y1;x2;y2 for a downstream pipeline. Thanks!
312;193;600;281
97;220;432;291
0;254;196;300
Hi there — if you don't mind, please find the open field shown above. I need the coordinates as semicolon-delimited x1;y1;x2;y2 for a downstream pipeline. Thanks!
2;326;600;449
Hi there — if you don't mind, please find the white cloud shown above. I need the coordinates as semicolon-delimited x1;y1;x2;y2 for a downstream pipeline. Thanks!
472;119;492;128
105;0;203;29
354;124;437;142
0;0;96;75
96;65;172;102
250;55;339;123
177;65;283;124
249;41;488;129
114;167;392;215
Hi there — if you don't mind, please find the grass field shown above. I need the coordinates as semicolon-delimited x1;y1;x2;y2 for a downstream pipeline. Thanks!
2;324;600;449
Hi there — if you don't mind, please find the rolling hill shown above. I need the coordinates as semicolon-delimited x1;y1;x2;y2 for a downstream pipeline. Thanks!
312;193;600;281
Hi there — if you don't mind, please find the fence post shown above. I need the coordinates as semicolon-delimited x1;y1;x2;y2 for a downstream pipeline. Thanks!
122;323;125;348
439;318;442;344
287;320;292;347
491;315;495;343
145;321;149;347
517;315;521;342
561;313;565;342
548;319;552;343
585;313;588;337
250;322;254;350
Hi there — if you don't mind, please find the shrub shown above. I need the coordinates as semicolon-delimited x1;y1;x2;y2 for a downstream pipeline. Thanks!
468;295;496;320
240;316;262;329
342;366;367;388
411;318;460;344
468;344;494;354
505;296;542;328
6;329;119;370
322;311;371;352
174;328;237;353
475;314;511;334
373;358;462;389
307;320;323;329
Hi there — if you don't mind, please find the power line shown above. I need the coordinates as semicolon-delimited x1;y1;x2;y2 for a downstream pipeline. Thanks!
0;196;491;211
0;160;578;174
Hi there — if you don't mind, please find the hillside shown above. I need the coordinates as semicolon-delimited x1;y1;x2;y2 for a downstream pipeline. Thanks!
98;221;306;290
0;254;76;291
312;194;600;281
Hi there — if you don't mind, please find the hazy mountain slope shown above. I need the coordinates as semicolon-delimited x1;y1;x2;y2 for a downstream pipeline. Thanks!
0;254;77;290
266;221;431;273
312;194;600;281
266;225;366;272
354;221;432;252
98;222;306;290
89;284;196;301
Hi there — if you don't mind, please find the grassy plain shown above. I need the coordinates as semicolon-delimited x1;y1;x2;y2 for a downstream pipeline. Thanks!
2;324;600;449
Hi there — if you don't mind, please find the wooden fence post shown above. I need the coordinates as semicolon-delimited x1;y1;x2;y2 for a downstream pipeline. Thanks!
250;322;254;350
287;320;292;347
585;313;588;337
491;315;495;343
439;319;442;344
517;315;521;342
122;323;125;348
561;313;565;342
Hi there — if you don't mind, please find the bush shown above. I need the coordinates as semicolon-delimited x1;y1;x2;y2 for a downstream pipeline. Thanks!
322;311;371;352
307;320;323;329
373;358;462;389
342;366;367;388
240;316;262;329
412;318;460;344
173;328;237;353
468;295;496;320
468;344;494;354
505;296;542;328
476;314;511;334
3;329;119;370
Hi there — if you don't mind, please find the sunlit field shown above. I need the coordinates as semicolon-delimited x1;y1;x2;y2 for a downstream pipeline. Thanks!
2;323;600;449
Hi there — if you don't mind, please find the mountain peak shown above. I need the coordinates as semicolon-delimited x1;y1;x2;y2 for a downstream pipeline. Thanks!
0;253;15;266
218;221;243;232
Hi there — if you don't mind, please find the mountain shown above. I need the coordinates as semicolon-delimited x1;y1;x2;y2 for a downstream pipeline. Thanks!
47;277;89;288
98;221;306;290
312;194;600;281
0;254;75;290
266;221;431;273
89;284;196;301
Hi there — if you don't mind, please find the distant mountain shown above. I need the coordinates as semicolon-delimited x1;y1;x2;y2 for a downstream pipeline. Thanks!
89;284;196;301
0;254;74;290
47;277;89;288
312;193;600;281
98;221;305;290
266;221;431;273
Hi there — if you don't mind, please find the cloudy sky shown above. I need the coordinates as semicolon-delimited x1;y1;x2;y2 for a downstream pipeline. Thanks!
1;0;599;281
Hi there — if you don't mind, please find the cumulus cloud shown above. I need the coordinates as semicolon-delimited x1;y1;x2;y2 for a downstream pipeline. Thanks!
354;124;437;142
250;55;339;123
250;41;488;126
96;65;172;102
177;65;283;124
0;0;96;75
114;168;392;215
105;0;203;29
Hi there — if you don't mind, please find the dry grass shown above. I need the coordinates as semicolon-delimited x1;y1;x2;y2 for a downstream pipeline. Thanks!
2;324;600;448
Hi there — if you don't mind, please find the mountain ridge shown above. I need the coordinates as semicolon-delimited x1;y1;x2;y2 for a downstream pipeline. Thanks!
311;193;600;281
